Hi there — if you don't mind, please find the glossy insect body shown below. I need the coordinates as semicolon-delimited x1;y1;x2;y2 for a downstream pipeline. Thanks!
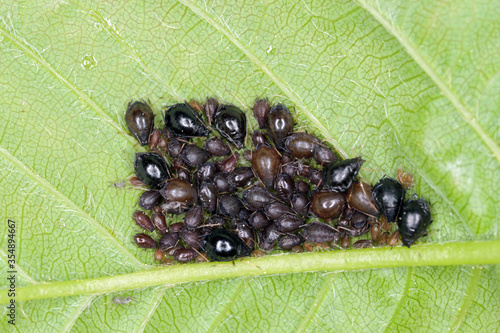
372;177;405;222
265;104;294;149
322;157;363;192
253;99;270;129
164;103;209;137
347;181;379;217
134;153;170;188
252;146;281;188
202;229;252;261
397;197;432;247
214;105;247;148
125;101;154;146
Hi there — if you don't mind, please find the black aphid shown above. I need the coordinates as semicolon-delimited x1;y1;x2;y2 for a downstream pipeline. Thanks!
134;153;170;188
397;197;432;247
214;105;247;149
321;157;363;192
202;229;252;261
164;103;209;137
372;177;405;223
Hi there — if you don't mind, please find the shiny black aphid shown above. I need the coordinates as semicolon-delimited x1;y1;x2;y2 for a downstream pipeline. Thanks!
322;157;363;192
164;103;209;137
125;101;154;146
372;177;405;222
214;105;247;149
202;229;252;261
397;197;432;247
134;153;170;188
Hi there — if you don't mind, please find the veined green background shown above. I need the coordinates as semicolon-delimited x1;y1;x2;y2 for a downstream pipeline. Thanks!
0;0;499;332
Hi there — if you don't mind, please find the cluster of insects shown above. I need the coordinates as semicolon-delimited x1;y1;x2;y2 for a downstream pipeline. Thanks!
124;98;432;263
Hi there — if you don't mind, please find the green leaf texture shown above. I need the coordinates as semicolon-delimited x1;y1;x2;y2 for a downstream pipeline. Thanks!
0;0;499;331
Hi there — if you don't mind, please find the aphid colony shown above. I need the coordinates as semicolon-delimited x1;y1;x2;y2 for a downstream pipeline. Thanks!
125;98;432;263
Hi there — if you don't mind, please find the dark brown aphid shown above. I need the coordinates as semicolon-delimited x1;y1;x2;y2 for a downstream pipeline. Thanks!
177;168;191;182
174;248;198;263
238;208;252;220
241;186;276;211
159;233;179;250
227;167;255;188
205;137;230;156
252;130;269;148
397;168;414;189
205;98;219;125
134;233;157;248
370;223;381;241
133;211;154;232
278;234;303;250
249;211;271;230
377;233;388;246
310;191;346;220
308;169;322;186
353;240;372;249
181;230;203;250
266;104;294;149
340;235;351;249
139;190;163;210
164;103;209;138
235;221;255;249
152;212;168;234
282;163;297;178
199;181;218;213
160;179;197;214
253;99;270;129
184;205;203;229
125;101;155;146
252;146;281;188
313;146;337;166
275;173;294;202
148;129;162;150
347;182;379;217
167;140;183;158
295;180;309;194
218;195;242;218
322;157;363;193
214;105;247;148
285;133;319;159
180;144;210;168
213;173;234;193
166;244;183;257
275;215;303;232
216;153;239;173
243;150;253;161
265;202;294;219
157;138;169;152
291;193;309;216
169;222;184;233
303;222;338;243
260;223;282;244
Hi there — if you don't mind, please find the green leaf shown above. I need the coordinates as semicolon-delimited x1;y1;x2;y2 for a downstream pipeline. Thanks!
0;0;499;331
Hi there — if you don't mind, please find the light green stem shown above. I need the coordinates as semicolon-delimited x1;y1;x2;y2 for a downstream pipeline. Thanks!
4;240;500;304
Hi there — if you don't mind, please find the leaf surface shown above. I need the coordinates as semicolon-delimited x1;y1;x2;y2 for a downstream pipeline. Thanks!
0;0;499;331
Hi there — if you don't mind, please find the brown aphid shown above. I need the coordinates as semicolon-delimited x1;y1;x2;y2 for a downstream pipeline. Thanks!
353;240;372;249
303;241;315;252
180;229;203;250
388;231;401;247
284;133;320;159
133;233;157;248
167;140;184;158
129;176;146;187
157;137;169;152
174;248;198;263
196;253;209;262
275;173;294;202
149;129;162;150
249;211;271;230
252;146;281;188
152;212;168;234
159;232;179;250
154;248;165;261
139;190;163;210
313;146;337;166
205;98;218;125
380;216;391;232
178;169;191;182
188;99;203;113
125;101;154;146
291;193;309;217
252;130;268;148
347;182;379;217
310;191;346;220
184;205;203;229
228;167;255;188
252;249;266;257
180;144;210;168
340;235;351;249
199;181;218;213
291;245;304;253
266;104;294;149
133;211;154;232
243;150;253;161
377;232;388;246
166;244;183;257
169;223;184;233
397;168;414;189
275;215;303;233
303;222;338;243
253;99;271;129
370;223;381;241
162;258;175;265
160;179;197;214
278;235;303;250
